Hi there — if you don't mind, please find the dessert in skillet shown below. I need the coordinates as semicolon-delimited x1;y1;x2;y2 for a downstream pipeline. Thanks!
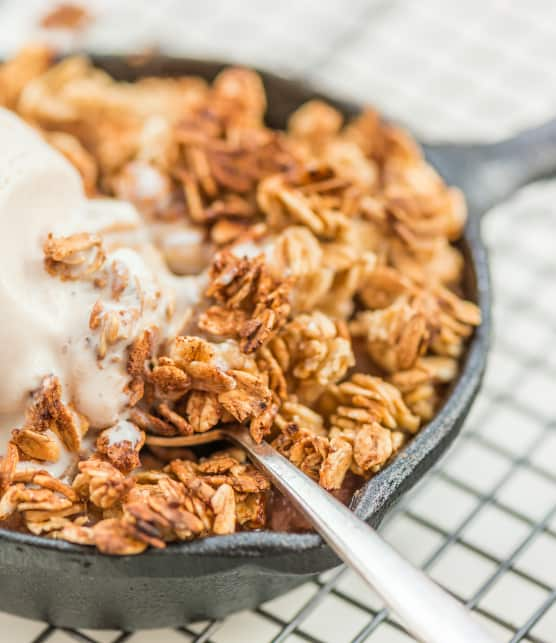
0;47;480;554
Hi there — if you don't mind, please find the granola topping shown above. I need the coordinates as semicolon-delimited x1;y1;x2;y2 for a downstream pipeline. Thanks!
0;50;481;553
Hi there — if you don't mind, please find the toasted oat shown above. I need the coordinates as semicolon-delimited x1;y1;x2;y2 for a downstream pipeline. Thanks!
267;311;355;403
0;45;52;109
167;336;236;392
319;437;353;490
0;484;74;521
212;67;267;128
357;265;413;310
258;174;348;239
249;401;279;444
268;224;372;318
272;424;329;481
11;428;60;462
25;375;88;452
353;423;393;472
236;492;266;529
126;327;157;405
30;472;78;501
200;250;292;353
349;299;429;373
275;399;326;436
56;521;95;546
211;483;236;535
27;515;73;536
123;477;205;545
157;403;193;436
93;518;148;555
184;391;222;433
331;373;420;434
156;335;275;442
353;270;480;367
218;370;272;423
44;232;105;281
389;355;459;421
73;459;133;509
96;422;145;473
288;100;343;146
0;443;19;496
149;363;191;400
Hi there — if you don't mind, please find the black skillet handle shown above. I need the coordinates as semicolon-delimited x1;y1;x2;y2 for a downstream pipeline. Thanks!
423;118;556;216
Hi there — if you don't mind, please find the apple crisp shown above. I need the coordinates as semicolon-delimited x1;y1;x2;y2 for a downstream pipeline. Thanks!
0;46;480;554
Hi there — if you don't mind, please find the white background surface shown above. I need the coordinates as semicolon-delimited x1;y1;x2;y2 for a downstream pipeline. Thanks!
0;1;555;641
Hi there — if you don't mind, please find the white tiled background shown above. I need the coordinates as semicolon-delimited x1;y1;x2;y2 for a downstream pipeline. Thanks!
0;1;555;641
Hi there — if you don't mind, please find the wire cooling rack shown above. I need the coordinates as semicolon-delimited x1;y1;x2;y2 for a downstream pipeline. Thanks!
0;0;555;641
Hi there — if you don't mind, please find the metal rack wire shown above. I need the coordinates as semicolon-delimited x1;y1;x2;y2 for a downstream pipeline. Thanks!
0;0;555;641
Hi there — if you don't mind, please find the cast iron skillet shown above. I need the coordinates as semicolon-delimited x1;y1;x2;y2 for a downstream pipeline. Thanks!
0;56;555;630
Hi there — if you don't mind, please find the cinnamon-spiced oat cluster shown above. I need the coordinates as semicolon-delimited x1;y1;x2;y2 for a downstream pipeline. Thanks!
0;46;480;553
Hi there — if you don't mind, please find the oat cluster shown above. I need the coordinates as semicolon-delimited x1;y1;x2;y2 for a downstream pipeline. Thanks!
0;47;480;554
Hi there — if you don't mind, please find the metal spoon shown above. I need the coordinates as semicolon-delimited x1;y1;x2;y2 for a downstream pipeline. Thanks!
147;427;494;643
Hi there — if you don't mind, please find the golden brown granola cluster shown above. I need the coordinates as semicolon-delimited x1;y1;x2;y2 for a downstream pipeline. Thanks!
0;47;480;554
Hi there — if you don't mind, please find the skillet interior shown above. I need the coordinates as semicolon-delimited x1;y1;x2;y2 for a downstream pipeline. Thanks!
0;56;491;627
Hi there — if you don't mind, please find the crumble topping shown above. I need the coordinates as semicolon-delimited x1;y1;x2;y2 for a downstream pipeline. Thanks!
200;249;292;353
0;48;481;553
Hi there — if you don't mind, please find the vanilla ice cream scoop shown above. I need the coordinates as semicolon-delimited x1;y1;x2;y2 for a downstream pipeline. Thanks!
0;108;86;418
0;108;202;453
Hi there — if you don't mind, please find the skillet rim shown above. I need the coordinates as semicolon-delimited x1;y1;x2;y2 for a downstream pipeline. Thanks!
0;55;491;560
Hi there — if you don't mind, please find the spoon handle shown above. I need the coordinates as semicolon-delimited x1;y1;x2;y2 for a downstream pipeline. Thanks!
229;427;495;643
